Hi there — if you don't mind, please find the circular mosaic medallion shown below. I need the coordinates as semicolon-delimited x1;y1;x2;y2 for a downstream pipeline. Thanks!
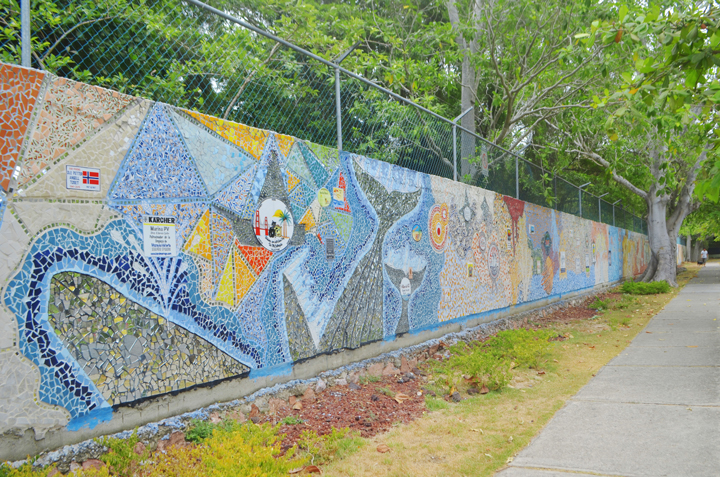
488;243;500;279
254;198;294;252
412;224;422;242
317;188;331;207
428;203;449;252
476;231;487;251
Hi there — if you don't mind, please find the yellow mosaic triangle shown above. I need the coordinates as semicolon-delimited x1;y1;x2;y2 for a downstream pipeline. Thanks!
216;253;235;307
299;208;317;231
275;133;294;158
185;110;268;160
184;209;212;261
287;169;301;191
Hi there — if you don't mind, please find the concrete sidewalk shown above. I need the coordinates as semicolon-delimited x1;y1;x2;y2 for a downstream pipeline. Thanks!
498;263;720;477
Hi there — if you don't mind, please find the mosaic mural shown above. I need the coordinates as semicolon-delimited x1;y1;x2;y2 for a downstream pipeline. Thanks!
0;63;649;436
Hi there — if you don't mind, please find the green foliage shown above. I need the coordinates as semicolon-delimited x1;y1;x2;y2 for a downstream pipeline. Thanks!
621;280;671;295
589;298;609;311
280;416;304;425
424;396;450;412
375;386;396;398
448;342;512;391
487;329;555;370
298;428;364;466
97;429;146;476
359;374;381;385
185;419;219;443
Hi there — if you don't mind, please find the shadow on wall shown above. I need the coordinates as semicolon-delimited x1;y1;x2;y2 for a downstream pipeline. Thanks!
0;62;649;437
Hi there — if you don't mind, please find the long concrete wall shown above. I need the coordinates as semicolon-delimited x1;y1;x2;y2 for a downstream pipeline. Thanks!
0;62;649;458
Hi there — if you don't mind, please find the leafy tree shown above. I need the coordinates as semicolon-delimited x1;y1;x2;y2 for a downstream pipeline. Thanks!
567;2;719;285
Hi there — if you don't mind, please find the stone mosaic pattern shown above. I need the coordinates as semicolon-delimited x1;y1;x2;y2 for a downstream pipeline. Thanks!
0;64;45;191
48;272;248;405
17;73;134;188
0;63;649;436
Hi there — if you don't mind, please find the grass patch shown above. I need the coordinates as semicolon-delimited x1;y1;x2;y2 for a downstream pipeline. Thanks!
280;415;305;425
321;265;699;477
359;374;381;385
425;396;450;412
298;428;365;466
589;298;609;311
621;279;671;295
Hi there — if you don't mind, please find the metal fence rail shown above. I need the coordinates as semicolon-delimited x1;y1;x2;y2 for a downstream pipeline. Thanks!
4;0;647;234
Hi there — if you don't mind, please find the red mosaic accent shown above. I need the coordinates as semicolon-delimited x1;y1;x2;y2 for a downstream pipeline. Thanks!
236;243;273;276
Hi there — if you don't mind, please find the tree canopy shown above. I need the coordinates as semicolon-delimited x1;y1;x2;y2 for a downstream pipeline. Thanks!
3;0;718;283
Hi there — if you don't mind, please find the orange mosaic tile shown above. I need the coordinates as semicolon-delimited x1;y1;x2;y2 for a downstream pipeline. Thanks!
185;110;268;160
275;133;294;158
0;64;45;191
234;248;257;302
237;243;273;276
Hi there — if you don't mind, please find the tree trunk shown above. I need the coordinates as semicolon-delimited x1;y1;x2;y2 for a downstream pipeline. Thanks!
692;238;702;262
459;55;477;179
645;195;678;286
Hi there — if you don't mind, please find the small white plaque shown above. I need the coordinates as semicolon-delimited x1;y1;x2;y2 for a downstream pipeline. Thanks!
143;215;177;257
66;165;100;191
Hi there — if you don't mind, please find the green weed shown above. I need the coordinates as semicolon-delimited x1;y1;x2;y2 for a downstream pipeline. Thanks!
621;280;671;295
298;428;365;465
280;415;304;425
359;374;381;385
97;429;147;476
589;298;609;311
425;396;450;412
376;386;396;398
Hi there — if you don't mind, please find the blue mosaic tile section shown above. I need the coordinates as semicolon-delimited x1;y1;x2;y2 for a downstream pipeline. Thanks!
213;165;256;217
169;108;255;195
299;142;329;189
4;220;273;420
109;104;208;200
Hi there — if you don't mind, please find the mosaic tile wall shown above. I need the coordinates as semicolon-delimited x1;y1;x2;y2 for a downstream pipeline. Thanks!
0;62;649;438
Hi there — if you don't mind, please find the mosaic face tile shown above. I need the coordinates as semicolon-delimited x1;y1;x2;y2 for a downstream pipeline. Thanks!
0;64;45;191
18;75;134;187
186;110;268;160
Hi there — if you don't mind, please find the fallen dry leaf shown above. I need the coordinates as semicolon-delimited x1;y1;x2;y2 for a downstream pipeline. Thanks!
377;444;391;453
687;346;698;348
394;393;411;404
289;468;304;474
303;465;322;474
537;371;546;375
480;384;489;394
293;401;303;410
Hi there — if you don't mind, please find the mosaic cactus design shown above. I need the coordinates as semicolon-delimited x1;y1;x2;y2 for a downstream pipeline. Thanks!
0;62;650;433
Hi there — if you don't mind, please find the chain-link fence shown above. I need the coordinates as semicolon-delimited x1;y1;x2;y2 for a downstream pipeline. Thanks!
4;0;647;234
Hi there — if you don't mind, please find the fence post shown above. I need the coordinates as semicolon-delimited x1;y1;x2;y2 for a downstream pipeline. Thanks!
21;0;31;67
335;68;342;151
452;124;457;181
553;175;557;210
515;156;519;199
578;182;591;218
598;192;609;224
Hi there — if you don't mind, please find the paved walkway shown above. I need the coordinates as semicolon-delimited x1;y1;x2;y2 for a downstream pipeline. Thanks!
498;263;720;476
